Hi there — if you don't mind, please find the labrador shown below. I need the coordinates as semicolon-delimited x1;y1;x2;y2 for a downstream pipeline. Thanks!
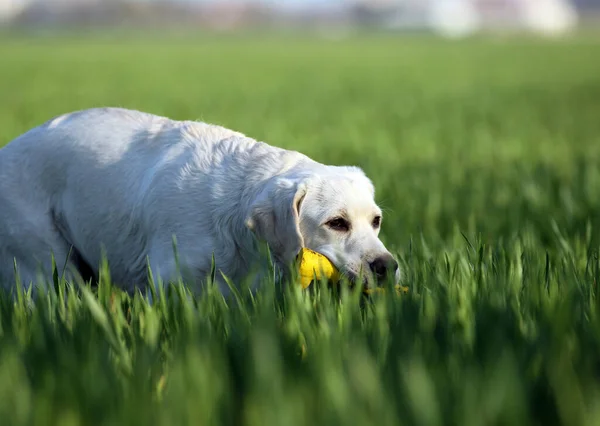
0;108;399;297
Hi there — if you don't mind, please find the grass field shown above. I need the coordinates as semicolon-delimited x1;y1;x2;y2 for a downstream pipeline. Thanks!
1;32;600;426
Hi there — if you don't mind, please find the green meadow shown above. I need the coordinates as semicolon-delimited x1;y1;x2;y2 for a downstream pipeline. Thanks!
1;33;600;425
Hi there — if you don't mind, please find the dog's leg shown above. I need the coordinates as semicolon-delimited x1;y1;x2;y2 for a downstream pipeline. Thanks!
143;243;215;304
143;246;180;304
0;236;79;296
0;201;83;296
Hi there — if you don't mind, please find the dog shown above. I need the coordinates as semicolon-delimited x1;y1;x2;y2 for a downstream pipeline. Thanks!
0;107;400;297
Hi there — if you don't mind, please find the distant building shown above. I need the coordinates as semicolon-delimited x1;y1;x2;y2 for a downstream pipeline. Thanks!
0;0;30;23
519;0;578;35
7;0;203;28
371;0;580;37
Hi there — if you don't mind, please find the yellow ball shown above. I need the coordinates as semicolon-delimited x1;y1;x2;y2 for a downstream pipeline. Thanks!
296;248;340;288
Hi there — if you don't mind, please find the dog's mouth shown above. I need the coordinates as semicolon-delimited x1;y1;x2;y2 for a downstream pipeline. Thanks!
337;269;378;290
301;250;367;288
304;249;392;291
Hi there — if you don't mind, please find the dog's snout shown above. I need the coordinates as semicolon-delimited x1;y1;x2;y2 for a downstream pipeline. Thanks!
369;255;399;281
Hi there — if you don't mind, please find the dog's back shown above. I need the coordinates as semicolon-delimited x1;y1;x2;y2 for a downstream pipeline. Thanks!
0;108;312;293
0;109;235;288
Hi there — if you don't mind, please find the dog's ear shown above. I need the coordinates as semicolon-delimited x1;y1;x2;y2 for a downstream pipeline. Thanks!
245;178;308;266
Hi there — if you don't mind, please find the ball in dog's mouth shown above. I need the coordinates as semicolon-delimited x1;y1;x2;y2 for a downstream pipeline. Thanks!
295;248;408;295
296;248;341;288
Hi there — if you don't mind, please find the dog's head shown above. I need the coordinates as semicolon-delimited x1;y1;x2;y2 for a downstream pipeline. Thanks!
245;166;400;288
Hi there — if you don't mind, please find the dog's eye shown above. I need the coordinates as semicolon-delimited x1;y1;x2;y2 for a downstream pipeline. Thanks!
326;217;350;232
372;216;381;228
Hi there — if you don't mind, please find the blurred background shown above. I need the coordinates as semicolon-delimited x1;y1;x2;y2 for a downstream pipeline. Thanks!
0;0;598;37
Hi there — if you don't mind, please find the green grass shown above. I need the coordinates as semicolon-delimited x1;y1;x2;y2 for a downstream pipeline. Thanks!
1;33;600;426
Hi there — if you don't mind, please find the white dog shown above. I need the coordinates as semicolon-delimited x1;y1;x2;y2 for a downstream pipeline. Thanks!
0;107;399;297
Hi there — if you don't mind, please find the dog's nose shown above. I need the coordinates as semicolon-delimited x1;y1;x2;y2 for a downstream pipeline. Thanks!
369;255;399;282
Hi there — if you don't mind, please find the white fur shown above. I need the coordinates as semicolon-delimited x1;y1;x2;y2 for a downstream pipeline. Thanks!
0;107;399;296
